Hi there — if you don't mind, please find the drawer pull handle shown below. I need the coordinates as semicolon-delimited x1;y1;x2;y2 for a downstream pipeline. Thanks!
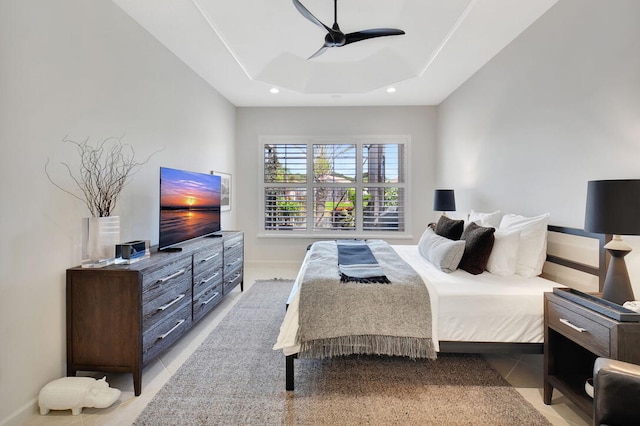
227;243;241;249
227;258;241;267
201;253;220;263
559;318;587;333
200;272;220;285
227;272;242;284
157;269;186;283
202;292;221;305
159;319;186;340
158;294;186;311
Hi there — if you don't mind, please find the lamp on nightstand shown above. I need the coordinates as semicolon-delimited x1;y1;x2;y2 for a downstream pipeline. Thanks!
433;189;456;216
585;179;640;305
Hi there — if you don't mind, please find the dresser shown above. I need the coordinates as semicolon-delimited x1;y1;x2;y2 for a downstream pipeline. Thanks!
543;291;640;415
66;231;243;396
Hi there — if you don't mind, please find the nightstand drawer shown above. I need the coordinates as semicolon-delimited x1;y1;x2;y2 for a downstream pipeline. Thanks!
548;300;610;356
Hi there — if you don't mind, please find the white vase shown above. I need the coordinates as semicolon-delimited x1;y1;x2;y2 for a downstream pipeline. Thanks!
86;216;120;263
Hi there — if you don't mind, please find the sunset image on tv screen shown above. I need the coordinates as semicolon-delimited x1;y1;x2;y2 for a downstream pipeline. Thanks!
159;167;221;249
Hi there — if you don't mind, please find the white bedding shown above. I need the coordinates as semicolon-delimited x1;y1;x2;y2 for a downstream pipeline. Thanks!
273;244;560;356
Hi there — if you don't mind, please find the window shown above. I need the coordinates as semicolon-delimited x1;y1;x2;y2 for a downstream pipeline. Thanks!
262;136;408;235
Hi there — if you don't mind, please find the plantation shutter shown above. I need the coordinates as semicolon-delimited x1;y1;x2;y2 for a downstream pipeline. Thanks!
262;137;407;235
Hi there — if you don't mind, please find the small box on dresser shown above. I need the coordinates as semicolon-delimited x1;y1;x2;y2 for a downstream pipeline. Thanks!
66;231;243;396
543;290;640;416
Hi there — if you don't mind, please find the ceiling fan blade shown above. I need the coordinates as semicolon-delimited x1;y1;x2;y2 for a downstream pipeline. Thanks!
344;28;405;45
308;45;328;60
292;0;332;34
294;0;404;59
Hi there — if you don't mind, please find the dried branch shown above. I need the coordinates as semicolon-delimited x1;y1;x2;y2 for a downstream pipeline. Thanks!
45;135;161;217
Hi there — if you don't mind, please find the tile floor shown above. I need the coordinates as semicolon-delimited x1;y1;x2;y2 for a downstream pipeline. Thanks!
22;262;592;426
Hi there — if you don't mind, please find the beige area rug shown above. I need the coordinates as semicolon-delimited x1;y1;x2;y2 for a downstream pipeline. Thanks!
135;279;551;425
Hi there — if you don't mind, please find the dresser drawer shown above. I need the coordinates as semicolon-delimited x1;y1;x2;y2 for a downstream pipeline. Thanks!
141;256;192;306
223;268;243;294
224;233;243;248
141;258;192;328
225;256;243;274
547;300;610;357
193;264;223;296
193;282;224;323
223;233;243;295
143;303;192;363
193;243;223;276
142;281;191;332
224;235;243;259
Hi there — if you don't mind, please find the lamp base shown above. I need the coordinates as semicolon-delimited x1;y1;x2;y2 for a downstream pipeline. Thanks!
602;247;635;305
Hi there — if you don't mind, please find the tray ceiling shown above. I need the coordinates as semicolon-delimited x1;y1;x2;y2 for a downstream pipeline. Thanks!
112;0;558;106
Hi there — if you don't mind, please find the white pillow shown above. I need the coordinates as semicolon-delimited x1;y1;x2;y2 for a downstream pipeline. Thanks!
486;228;521;276
469;210;503;228
418;227;465;273
499;213;550;277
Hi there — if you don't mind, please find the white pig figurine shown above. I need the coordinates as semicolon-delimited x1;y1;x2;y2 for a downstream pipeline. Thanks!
38;376;121;415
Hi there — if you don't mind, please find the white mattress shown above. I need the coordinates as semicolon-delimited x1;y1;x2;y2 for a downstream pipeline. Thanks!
273;245;560;356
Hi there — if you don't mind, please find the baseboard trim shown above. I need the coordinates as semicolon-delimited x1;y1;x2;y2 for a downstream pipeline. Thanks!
0;397;37;426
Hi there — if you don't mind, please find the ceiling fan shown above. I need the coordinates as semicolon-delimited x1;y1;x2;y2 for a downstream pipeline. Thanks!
293;0;406;59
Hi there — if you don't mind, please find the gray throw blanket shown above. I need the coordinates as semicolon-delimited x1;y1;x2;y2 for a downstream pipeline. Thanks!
297;240;436;360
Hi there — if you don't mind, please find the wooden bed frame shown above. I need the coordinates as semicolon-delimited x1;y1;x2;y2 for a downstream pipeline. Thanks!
284;225;610;391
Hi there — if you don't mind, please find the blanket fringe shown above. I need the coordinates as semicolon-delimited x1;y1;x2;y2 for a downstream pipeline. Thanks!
299;335;437;360
340;273;391;284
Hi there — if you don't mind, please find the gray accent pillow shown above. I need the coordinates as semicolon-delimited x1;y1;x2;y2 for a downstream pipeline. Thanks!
418;227;465;273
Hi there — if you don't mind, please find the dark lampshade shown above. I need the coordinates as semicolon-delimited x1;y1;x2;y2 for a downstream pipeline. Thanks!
585;180;640;235
584;179;640;305
434;189;456;212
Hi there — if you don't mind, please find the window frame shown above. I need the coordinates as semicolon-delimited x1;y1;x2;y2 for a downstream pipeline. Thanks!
259;135;411;238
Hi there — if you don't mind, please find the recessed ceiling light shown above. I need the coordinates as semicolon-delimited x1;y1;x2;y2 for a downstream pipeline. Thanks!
386;87;397;93
270;87;280;94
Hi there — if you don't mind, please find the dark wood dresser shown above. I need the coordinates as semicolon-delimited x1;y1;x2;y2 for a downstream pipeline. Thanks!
544;291;640;415
66;231;243;395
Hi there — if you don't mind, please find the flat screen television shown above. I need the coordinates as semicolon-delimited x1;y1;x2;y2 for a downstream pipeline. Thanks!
159;167;221;250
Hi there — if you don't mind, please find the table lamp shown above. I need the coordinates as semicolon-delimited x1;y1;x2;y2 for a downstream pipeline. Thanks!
434;189;456;216
584;179;640;305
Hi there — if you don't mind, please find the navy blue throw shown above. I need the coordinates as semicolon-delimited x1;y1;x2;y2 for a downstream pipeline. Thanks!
336;240;391;284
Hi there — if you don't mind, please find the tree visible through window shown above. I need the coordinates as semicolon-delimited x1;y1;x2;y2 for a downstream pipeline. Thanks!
262;137;407;234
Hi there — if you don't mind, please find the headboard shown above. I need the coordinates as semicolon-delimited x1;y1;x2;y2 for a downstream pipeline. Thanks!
543;225;611;293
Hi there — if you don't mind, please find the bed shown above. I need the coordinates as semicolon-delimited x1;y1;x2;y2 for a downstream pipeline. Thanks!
274;220;609;391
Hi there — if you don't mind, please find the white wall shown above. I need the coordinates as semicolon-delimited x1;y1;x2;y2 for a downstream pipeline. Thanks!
437;0;640;290
236;107;438;264
0;1;236;423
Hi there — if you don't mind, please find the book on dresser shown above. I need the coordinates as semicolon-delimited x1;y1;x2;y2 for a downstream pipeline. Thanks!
66;230;243;396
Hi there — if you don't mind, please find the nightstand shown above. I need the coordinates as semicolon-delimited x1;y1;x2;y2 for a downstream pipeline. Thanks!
544;291;640;415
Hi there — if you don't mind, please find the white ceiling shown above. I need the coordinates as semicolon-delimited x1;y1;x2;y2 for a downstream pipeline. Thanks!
111;0;558;107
